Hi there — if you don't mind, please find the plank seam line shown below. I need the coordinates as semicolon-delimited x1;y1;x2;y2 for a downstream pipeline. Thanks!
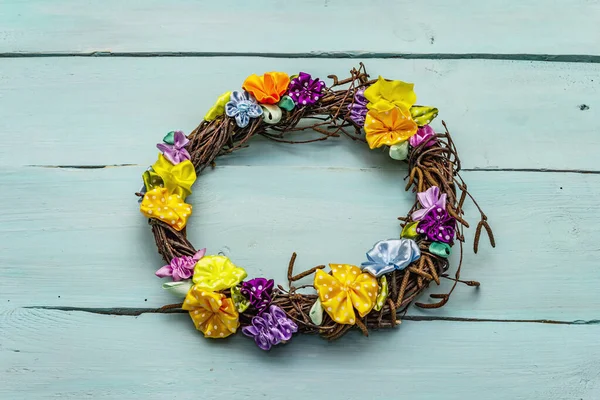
1;52;599;63
25;164;600;174
21;306;600;325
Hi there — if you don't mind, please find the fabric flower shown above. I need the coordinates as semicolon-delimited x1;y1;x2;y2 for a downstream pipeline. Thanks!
155;248;206;281
364;76;417;112
204;91;232;121
409;124;437;148
242;305;298;351
192;255;247;292
314;264;378;325
411;186;447;221
182;287;239;338
288;72;325;106
364;107;418;149
225;91;263;128
156;130;190;165
348;88;368;125
242;72;290;104
140;187;192;231
361;239;421;278
151;154;197;199
240;277;274;314
417;207;456;243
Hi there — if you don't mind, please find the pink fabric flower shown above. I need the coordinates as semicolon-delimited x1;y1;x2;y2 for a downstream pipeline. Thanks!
409;125;437;148
156;130;191;165
411;186;447;221
155;249;206;281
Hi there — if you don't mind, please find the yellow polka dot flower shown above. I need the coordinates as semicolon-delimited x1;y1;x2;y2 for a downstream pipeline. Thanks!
140;187;192;231
364;106;418;149
364;76;417;112
313;264;378;325
182;286;239;338
193;255;247;292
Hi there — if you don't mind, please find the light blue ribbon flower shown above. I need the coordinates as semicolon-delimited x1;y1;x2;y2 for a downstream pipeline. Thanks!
361;239;421;277
225;90;263;128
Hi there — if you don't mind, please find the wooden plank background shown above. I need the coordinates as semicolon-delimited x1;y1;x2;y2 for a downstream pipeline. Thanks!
1;1;599;399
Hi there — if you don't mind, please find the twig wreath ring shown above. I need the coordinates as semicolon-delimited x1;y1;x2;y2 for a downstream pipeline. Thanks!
136;64;495;350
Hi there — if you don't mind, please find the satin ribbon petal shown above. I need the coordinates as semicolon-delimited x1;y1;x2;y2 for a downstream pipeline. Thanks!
364;76;417;112
401;221;420;239
162;280;193;298
151;154;197;200
374;276;389;311
142;169;164;192
204;91;232;121
361;239;421;278
411;186;447;221
231;285;250;313
389;141;409;160
314;264;377;325
192;255;247;292
410;105;438;127
261;104;282;124
429;242;452;258
182;287;239;338
309;298;324;325
242;72;290;105
140;187;192;231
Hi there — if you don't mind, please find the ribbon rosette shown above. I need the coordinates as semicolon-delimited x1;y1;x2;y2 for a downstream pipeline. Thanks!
156;130;191;165
361;239;421;278
140;187;192;231
313;264;378;325
242;71;290;104
411;186;447;221
364;76;417;112
192;255;247;292
155;248;206;281
240;277;274;314
364;107;418;149
242;305;298;351
182;286;239;338
151;154;197;200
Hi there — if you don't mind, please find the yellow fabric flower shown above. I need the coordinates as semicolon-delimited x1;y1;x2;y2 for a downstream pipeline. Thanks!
364;76;417;112
364;107;418;149
140;187;192;231
193;255;247;292
204;91;232;121
313;264;378;325
242;72;290;104
182;287;239;338
151;153;197;200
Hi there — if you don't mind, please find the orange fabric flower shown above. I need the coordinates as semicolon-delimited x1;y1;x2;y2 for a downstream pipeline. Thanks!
364;106;418;149
242;72;290;104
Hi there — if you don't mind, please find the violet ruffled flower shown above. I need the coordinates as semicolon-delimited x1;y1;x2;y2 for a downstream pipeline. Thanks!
288;72;325;106
347;88;368;125
225;91;263;128
417;207;456;243
156;131;191;165
155;249;206;281
411;186;447;221
409;125;437;148
242;305;298;351
240;277;274;314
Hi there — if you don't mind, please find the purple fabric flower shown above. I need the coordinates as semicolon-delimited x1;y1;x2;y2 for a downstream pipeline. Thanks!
288;72;325;106
348;88;368;125
417;207;456;243
411;186;447;221
409;125;437;148
156;131;191;165
240;277;274;314
242;305;298;351
155;249;206;281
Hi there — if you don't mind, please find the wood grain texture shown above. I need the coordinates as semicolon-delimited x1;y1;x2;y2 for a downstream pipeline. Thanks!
0;57;598;169
1;308;599;400
1;165;598;321
1;0;599;55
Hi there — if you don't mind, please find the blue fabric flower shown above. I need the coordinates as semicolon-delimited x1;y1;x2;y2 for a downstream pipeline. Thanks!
225;91;263;128
361;239;421;277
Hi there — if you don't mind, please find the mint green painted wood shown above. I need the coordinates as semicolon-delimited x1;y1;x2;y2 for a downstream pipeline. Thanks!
1;0;599;54
0;58;598;169
1;309;599;400
1;165;599;322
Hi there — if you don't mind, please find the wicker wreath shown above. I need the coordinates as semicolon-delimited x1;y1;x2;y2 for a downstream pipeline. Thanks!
135;64;495;350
